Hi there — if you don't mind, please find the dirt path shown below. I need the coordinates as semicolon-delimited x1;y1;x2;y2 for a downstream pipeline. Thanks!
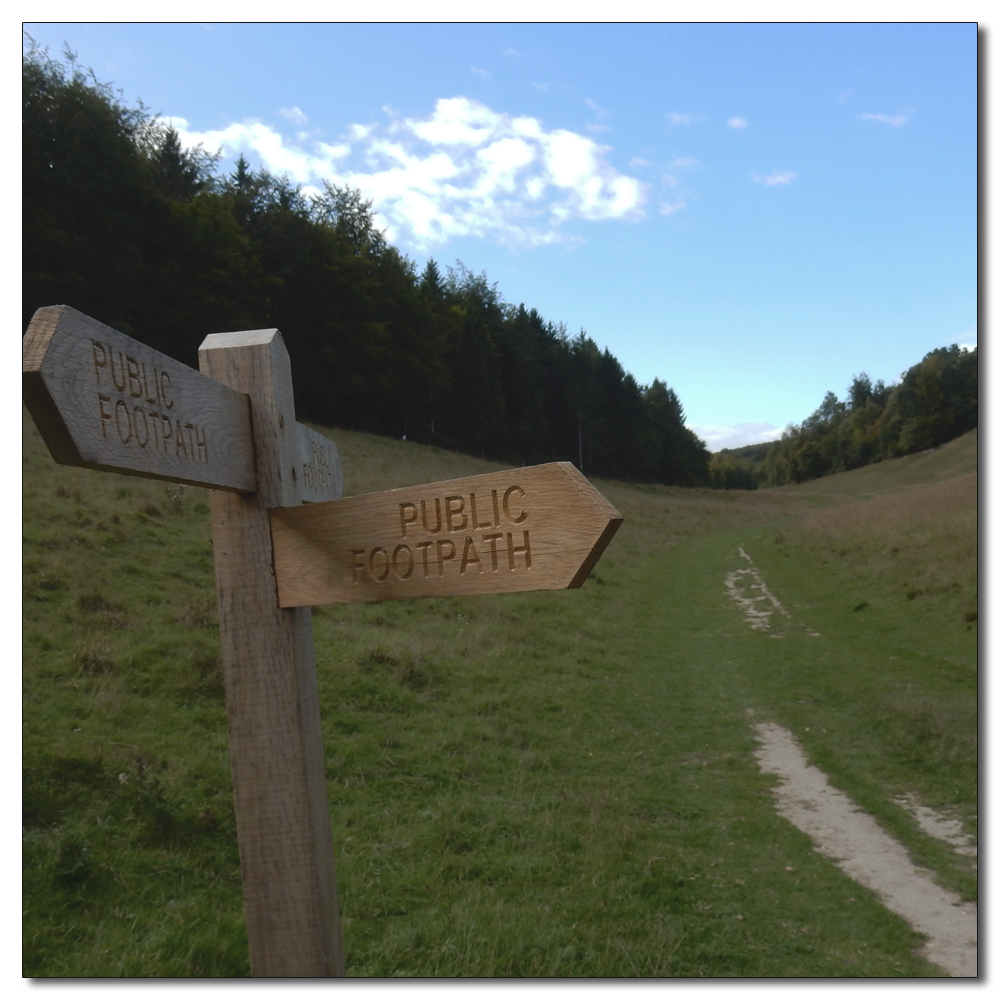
753;721;977;977
723;546;792;634
724;546;819;638
893;794;978;860
724;546;977;977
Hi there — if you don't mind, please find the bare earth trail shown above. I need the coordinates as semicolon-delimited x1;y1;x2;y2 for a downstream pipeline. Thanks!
753;721;977;978
729;547;978;978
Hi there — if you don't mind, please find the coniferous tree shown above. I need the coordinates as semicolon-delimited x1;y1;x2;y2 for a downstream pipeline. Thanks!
23;42;715;487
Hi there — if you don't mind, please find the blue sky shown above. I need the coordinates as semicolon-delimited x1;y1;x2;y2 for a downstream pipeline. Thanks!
22;21;978;451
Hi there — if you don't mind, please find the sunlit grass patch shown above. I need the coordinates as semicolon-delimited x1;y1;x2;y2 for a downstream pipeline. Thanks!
736;477;978;902
23;409;973;976
776;429;977;498
770;472;977;633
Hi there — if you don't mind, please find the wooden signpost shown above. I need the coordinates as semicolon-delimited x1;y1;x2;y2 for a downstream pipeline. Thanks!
23;305;623;978
23;305;257;493
270;463;623;607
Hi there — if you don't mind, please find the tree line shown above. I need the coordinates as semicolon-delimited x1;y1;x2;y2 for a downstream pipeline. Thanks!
27;42;974;492
709;344;978;489
23;41;711;487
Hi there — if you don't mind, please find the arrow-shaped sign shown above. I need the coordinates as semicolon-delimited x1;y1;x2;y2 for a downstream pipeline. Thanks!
24;305;258;492
269;462;623;607
22;303;622;977
23;306;345;501
297;421;344;504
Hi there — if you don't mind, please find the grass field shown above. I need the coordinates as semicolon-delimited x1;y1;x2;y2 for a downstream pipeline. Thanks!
22;412;977;977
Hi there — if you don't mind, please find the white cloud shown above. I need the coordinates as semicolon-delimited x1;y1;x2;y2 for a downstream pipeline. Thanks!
690;422;783;452
173;119;350;184
752;170;796;186
858;112;909;127
410;98;500;146
502;48;519;57
584;99;612;134
666;111;695;125
835;89;853;106
279;106;307;125
659;199;686;216
670;156;699;169
727;116;749;129
349;122;375;141
174;96;650;250
956;327;977;351
471;67;490;80
585;98;610;119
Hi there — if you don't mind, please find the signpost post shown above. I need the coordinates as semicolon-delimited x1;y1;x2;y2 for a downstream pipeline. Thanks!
23;305;623;978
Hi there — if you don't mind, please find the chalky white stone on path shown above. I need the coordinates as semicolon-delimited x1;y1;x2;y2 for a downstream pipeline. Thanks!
754;721;977;978
894;794;978;860
724;546;792;634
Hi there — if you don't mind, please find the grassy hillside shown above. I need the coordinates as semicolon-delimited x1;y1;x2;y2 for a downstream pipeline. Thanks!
777;428;977;497
23;412;976;977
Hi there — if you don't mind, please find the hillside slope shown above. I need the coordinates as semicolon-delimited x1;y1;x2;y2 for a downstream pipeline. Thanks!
774;429;977;498
23;410;976;977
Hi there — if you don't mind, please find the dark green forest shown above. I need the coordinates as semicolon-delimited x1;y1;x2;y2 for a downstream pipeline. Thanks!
23;42;977;490
23;42;710;487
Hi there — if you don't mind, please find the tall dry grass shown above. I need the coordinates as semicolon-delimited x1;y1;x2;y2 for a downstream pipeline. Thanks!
775;471;977;620
24;411;974;976
326;423;825;566
778;429;977;497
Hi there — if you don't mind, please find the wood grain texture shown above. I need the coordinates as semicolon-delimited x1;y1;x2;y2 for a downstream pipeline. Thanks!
269;462;624;607
23;305;256;493
199;329;344;977
297;423;343;503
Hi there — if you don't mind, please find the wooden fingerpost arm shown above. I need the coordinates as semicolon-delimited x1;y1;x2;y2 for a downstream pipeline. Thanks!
198;329;344;977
